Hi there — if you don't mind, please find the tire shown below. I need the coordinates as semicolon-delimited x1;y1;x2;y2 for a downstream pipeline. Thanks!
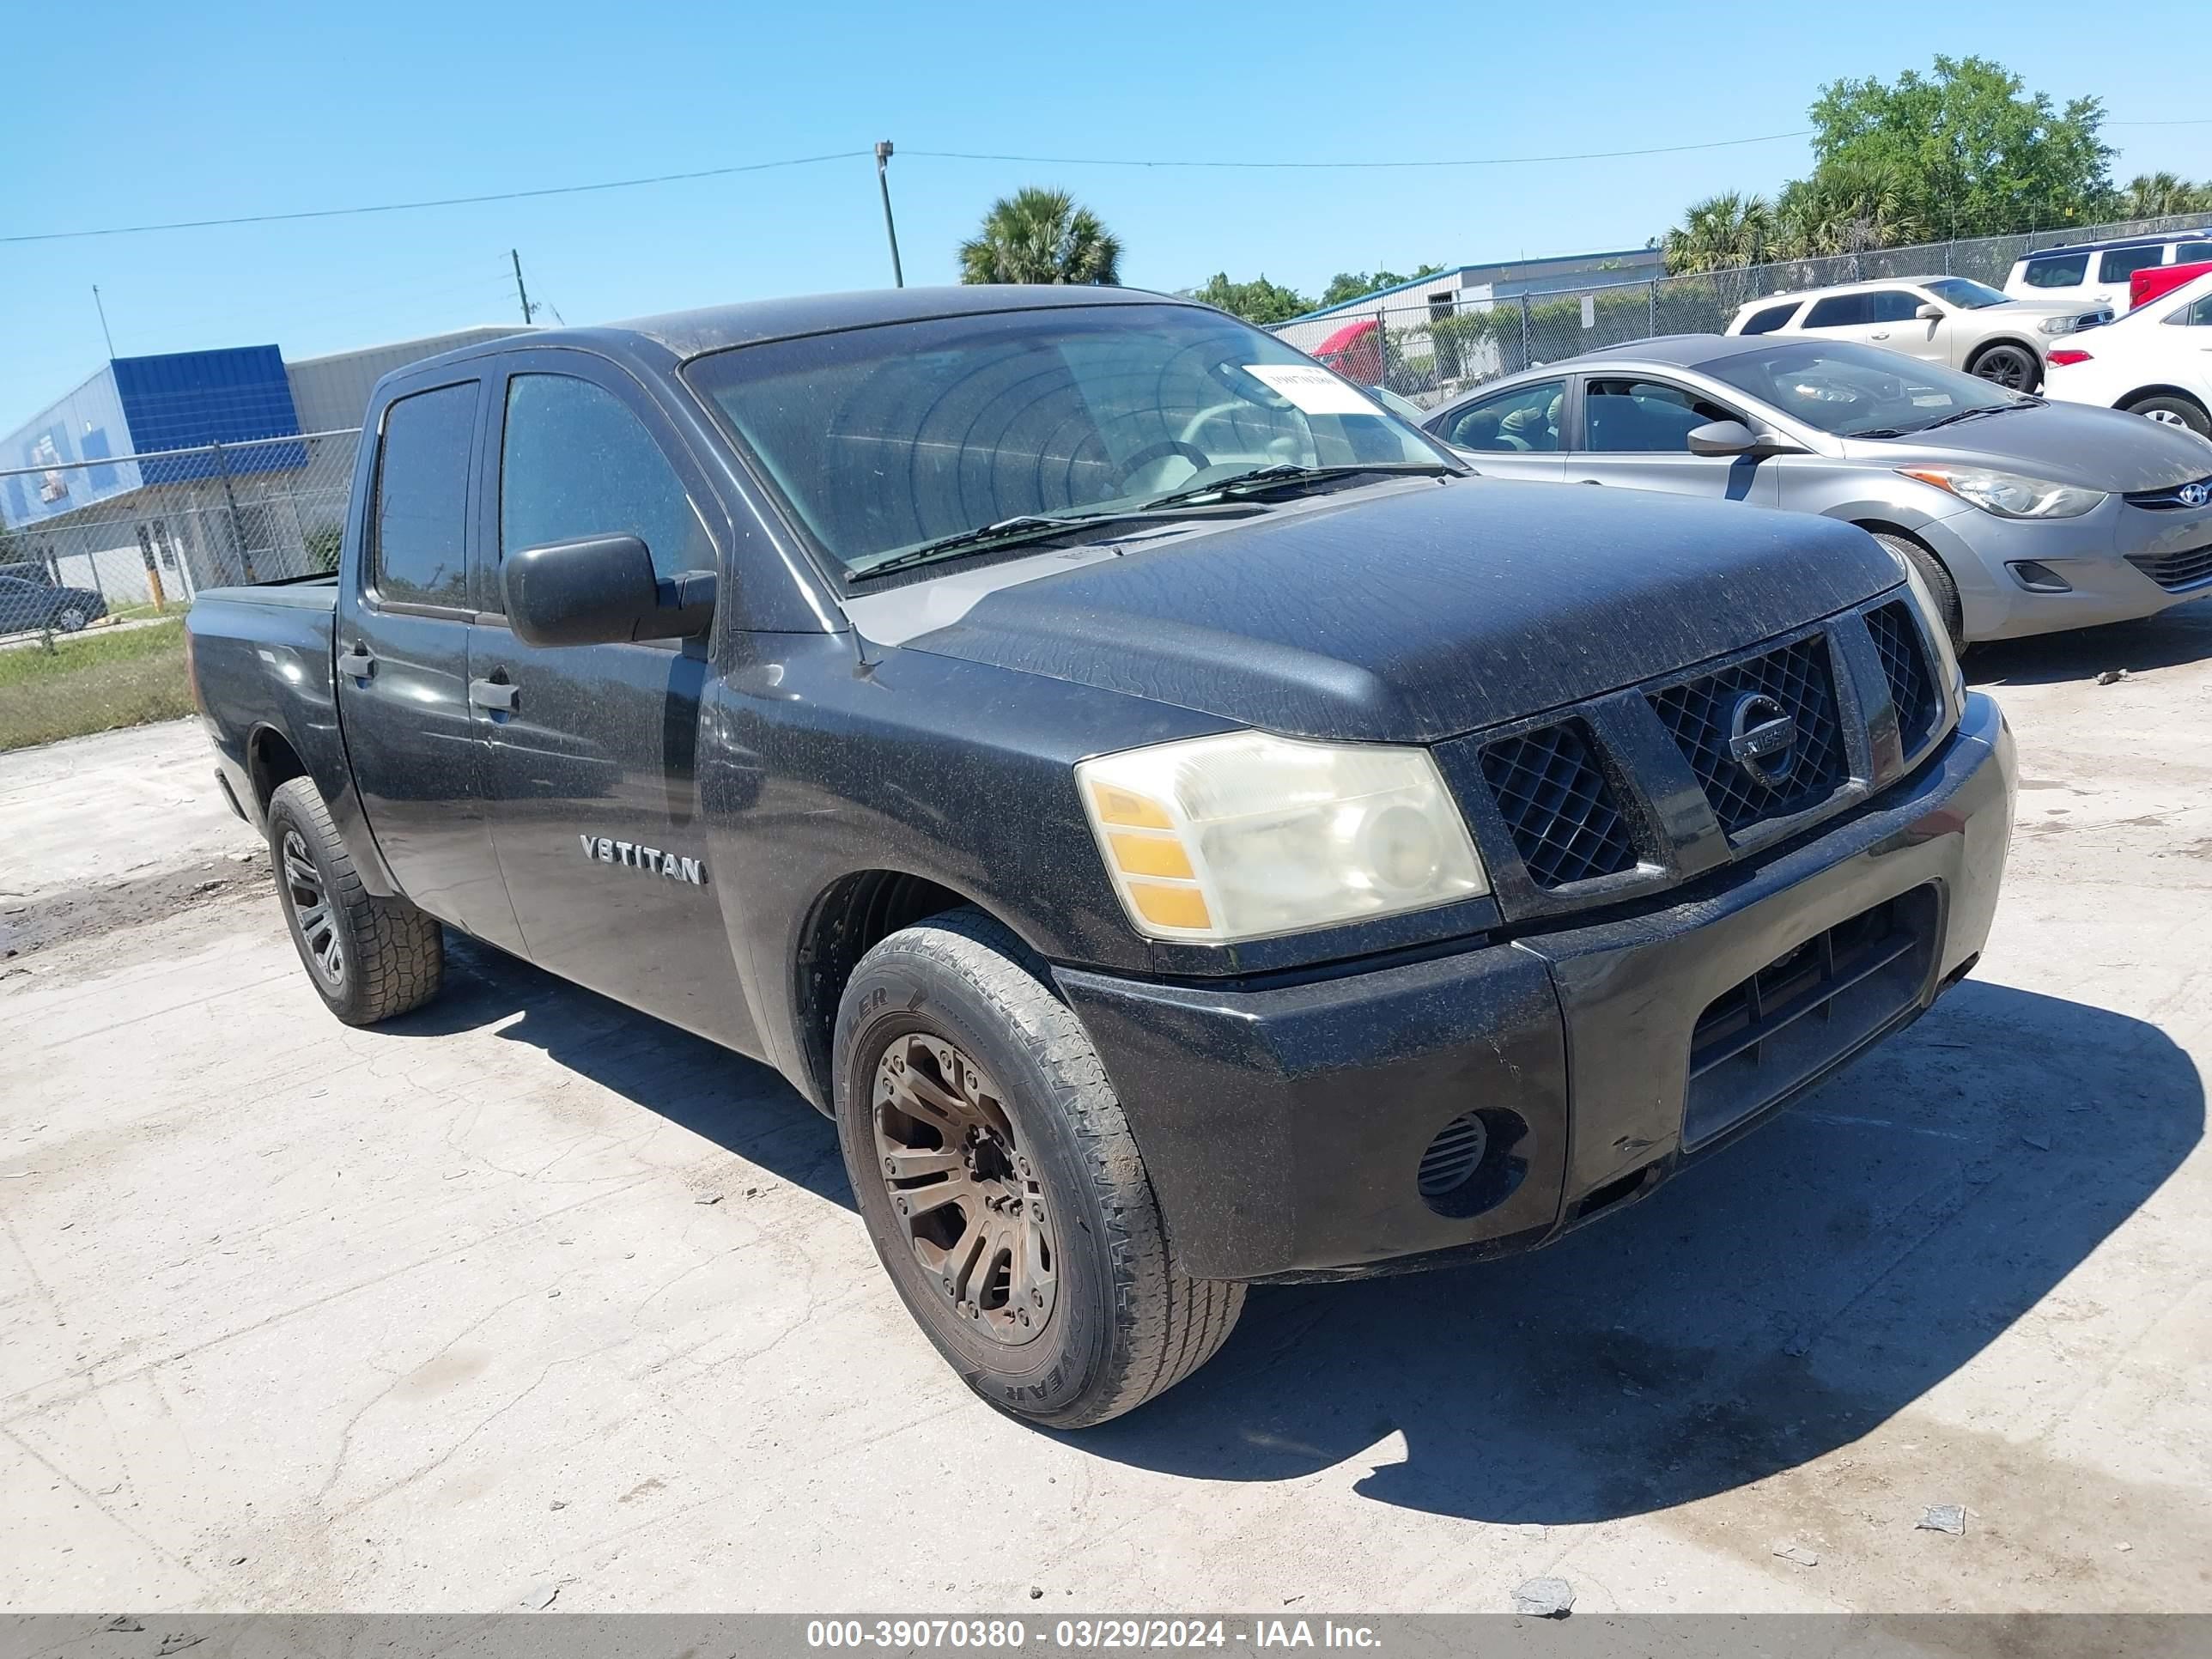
2122;393;2212;438
832;908;1243;1428
265;775;444;1026
1872;531;1965;653
1966;343;2039;392
53;605;88;633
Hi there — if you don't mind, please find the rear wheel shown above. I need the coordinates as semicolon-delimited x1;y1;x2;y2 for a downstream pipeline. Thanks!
833;908;1243;1428
1872;531;1965;652
266;776;444;1026
53;605;88;633
1967;343;2039;392
2122;392;2212;437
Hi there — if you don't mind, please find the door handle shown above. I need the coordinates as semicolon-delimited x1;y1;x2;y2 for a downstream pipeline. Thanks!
1577;478;1605;485
1870;331;1890;341
337;643;376;679
469;675;519;714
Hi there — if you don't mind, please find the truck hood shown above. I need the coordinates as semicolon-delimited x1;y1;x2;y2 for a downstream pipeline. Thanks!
1840;399;2212;493
879;479;1899;744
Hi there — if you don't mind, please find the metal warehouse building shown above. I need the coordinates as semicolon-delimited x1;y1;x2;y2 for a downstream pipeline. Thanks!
1;326;522;608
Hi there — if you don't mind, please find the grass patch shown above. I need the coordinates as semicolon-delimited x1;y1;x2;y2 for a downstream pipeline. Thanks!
0;619;195;752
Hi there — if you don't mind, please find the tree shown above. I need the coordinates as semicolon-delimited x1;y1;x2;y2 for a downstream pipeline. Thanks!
1773;159;1923;258
1662;191;1774;274
1315;264;1449;310
1802;56;2113;239
1189;271;1311;325
2117;172;2212;219
957;188;1121;286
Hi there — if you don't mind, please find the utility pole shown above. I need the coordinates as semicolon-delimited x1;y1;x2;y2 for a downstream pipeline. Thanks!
510;249;535;324
92;285;116;357
874;142;905;288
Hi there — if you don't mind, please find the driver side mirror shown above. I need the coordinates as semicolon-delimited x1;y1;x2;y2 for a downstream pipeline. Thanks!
1686;418;1805;459
503;534;714;648
1916;303;1945;321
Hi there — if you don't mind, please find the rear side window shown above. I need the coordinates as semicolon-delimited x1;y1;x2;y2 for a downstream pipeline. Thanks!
372;382;476;609
2021;253;2088;289
1740;301;1800;335
2099;246;2164;284
499;374;713;584
2178;242;2212;264
1441;380;1565;452
1803;294;1870;328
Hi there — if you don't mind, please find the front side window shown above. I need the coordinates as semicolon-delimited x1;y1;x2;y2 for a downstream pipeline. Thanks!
1923;278;2008;310
372;382;476;608
1867;290;1928;325
686;304;1451;577
2099;246;2165;284
1583;379;1737;453
1703;340;2026;439
2179;242;2212;265
2022;253;2088;289
1443;380;1565;453
499;374;713;583
2170;292;2212;328
1740;301;1801;336
1803;294;1871;329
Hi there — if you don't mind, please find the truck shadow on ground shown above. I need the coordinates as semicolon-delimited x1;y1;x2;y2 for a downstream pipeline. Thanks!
1074;980;2200;1524
393;945;2197;1528
1967;595;2212;688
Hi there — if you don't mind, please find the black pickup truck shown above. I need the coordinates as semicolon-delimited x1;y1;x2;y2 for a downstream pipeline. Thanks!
186;286;2015;1425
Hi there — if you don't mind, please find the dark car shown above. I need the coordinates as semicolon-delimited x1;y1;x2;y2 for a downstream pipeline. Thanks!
184;287;2014;1426
0;574;107;636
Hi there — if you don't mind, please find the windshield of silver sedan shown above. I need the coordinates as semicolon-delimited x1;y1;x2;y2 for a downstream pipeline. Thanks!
1703;339;2032;438
686;302;1458;579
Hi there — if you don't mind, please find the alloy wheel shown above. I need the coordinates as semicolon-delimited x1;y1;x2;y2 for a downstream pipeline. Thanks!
56;607;87;632
872;1032;1057;1345
2144;408;2188;428
282;830;344;987
1973;347;2036;391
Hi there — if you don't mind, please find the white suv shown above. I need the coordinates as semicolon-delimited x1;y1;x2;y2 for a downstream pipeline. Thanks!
1725;276;2109;391
2006;233;2212;312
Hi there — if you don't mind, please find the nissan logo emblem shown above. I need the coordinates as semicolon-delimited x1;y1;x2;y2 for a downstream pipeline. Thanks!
1728;692;1799;787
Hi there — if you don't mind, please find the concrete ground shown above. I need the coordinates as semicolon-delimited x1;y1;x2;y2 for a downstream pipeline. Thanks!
2;608;2209;1614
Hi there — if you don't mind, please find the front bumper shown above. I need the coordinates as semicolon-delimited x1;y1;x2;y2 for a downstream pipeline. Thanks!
1929;495;2212;642
1057;691;2016;1282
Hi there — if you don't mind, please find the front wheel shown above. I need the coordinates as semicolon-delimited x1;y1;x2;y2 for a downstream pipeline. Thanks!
832;908;1243;1428
1872;531;1965;653
266;776;444;1026
1967;343;2039;392
53;605;88;633
2123;393;2212;437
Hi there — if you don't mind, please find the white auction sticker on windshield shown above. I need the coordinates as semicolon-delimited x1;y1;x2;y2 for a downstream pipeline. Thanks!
1242;364;1377;416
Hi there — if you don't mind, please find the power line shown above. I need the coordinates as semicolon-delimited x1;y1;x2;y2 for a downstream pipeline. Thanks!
0;150;872;246
904;131;1817;170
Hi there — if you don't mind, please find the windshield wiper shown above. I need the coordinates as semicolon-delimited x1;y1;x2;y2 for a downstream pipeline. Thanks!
1141;461;1456;512
846;508;1206;582
1917;398;2039;432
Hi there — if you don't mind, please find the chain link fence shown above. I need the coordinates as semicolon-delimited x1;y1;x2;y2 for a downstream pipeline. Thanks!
1274;211;2212;410
0;430;361;751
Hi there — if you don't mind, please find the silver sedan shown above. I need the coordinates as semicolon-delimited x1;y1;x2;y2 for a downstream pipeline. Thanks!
1420;335;2212;644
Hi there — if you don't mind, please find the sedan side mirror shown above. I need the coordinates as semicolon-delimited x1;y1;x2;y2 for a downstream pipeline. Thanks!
503;534;714;648
1687;419;1807;459
1916;303;1945;321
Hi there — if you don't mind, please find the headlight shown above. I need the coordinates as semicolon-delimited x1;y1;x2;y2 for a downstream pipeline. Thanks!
1891;553;1965;702
1896;465;2106;520
2036;315;2076;336
1076;732;1486;943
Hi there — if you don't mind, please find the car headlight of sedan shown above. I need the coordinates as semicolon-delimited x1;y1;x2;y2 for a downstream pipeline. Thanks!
1076;732;1486;943
1896;465;2106;520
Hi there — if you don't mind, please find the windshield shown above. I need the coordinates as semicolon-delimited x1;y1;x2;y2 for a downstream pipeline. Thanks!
1922;277;2010;310
1701;340;2030;438
685;303;1454;577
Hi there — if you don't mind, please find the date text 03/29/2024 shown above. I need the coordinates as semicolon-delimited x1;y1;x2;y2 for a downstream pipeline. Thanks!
805;1620;1382;1650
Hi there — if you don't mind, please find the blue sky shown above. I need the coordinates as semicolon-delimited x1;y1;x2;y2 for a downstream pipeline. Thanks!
3;0;2208;432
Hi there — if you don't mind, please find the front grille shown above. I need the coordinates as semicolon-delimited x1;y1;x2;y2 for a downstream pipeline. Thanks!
1683;888;1937;1147
1865;600;1940;754
1649;635;1850;839
2127;543;2212;591
1479;720;1639;889
2123;475;2212;510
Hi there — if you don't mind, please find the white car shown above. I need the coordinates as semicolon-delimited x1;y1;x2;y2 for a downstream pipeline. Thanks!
2041;270;2212;439
2005;233;2212;313
1726;276;2108;392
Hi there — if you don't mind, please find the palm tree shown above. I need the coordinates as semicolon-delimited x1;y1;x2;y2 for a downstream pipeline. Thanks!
2119;173;2212;220
958;188;1122;286
1661;192;1773;275
1775;162;1923;259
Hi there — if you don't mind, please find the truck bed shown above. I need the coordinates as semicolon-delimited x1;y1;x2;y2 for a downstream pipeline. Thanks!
185;578;343;832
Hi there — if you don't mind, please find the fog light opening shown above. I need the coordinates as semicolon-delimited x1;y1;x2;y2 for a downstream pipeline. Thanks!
2008;560;2072;593
1417;1112;1488;1198
1416;1108;1530;1219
